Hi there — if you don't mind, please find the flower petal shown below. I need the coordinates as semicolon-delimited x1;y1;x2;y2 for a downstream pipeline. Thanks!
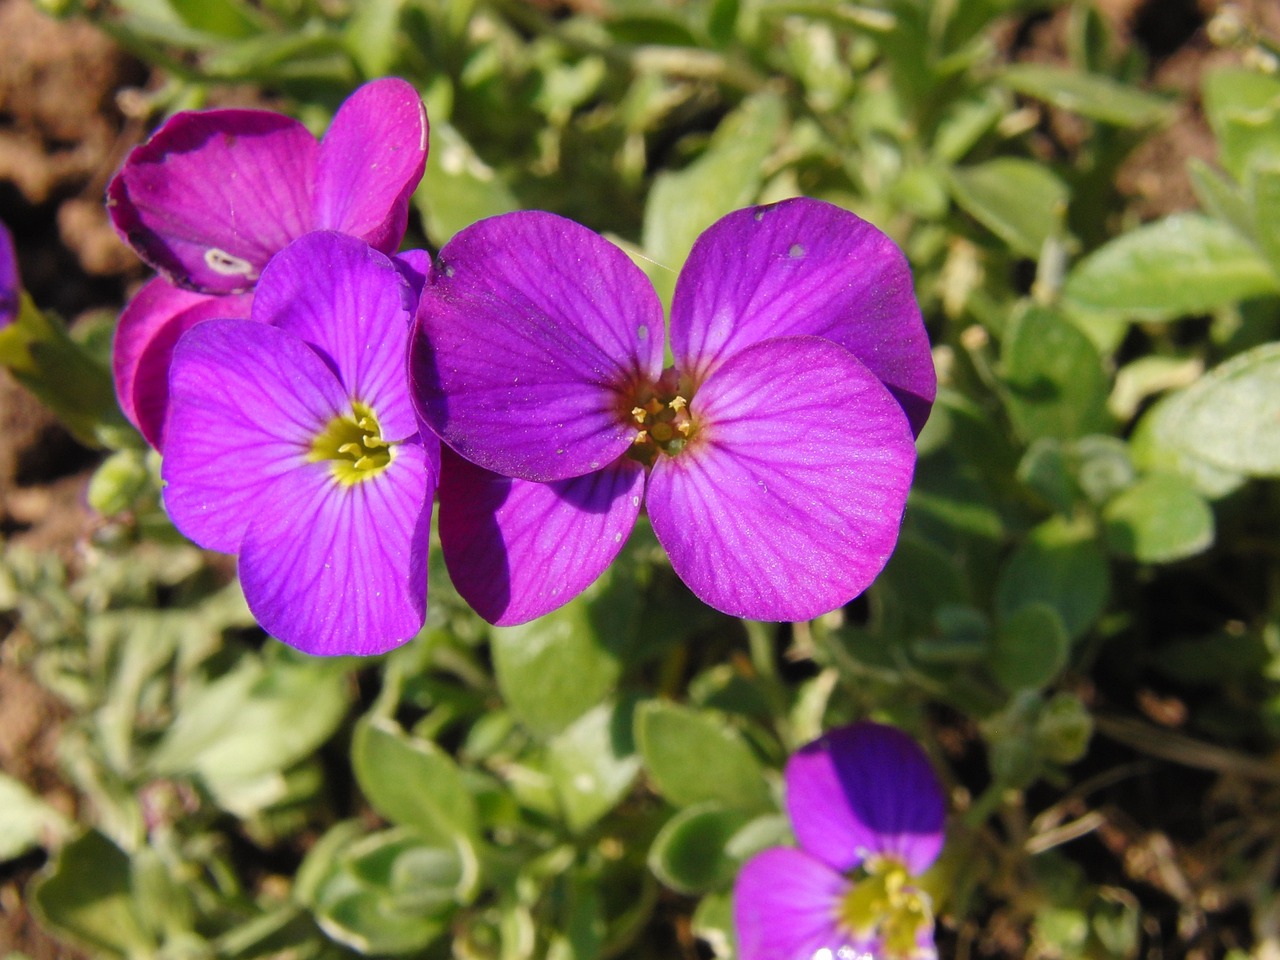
237;439;435;656
393;248;434;301
733;848;859;960
251;231;418;440
438;449;644;625
671;198;936;435
313;78;428;255
0;220;18;329
113;278;253;450
162;319;346;553
108;110;317;294
411;211;664;482
647;336;916;621
786;722;946;876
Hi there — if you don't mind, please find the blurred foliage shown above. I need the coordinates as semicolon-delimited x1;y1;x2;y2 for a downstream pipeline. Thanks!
5;0;1280;957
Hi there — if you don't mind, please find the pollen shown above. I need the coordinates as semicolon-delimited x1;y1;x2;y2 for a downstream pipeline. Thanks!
623;371;697;467
309;401;395;485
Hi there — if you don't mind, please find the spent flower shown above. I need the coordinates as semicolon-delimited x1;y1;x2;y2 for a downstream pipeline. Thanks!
411;198;934;624
734;722;947;960
161;231;438;655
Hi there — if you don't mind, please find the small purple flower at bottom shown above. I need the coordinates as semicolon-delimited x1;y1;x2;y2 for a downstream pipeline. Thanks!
1;219;19;329
161;231;438;656
733;723;947;960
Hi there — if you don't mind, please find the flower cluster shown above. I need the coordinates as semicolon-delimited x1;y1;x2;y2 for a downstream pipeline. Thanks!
734;722;947;960
107;79;934;656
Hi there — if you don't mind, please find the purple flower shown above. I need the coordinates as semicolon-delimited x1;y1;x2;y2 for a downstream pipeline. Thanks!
108;78;428;295
734;723;947;960
161;231;438;656
1;219;18;329
410;198;934;624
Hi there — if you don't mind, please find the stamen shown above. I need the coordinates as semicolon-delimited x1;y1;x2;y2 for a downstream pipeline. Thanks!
631;407;648;423
308;401;395;485
633;430;649;445
668;396;687;412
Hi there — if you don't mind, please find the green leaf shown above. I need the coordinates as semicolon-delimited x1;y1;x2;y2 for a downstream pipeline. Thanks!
647;805;753;894
311;829;466;955
415;122;520;247
692;890;735;958
642;92;785;304
634;701;773;813
1202;68;1280;182
1001;64;1172;126
491;565;637;738
947;158;1070;257
996;517;1109;640
1002;305;1112;441
0;773;70;861
546;700;641;833
1163;342;1280;475
1129;388;1246;499
990;603;1069;692
1248;164;1280;276
344;0;405;77
31;831;154;958
352;718;479;841
1187;158;1255;241
1102;473;1215;563
1063;213;1279;317
149;654;349;787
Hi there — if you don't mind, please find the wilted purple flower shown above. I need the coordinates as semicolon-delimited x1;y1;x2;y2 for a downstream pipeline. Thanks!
1;219;18;329
411;198;934;624
734;722;947;960
108;78;428;295
162;231;438;655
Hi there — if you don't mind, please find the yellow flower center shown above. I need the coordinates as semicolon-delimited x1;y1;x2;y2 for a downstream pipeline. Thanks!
624;369;698;467
309;401;394;485
837;858;934;960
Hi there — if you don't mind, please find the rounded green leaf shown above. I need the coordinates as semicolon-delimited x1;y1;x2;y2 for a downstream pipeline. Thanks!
1174;342;1280;476
948;158;1070;257
1103;473;1215;563
1063;214;1279;317
648;805;753;894
990;603;1069;692
996;517;1109;640
1002;306;1112;441
634;701;773;813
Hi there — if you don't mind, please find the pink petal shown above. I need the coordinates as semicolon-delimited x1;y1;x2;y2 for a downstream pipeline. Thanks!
411;211;664;482
250;232;418;440
786;723;946;876
108;110;317;294
237;440;435;656
647;336;916;621
671;198;936;435
113;278;253;450
438;449;644;625
314;78;429;255
733;848;856;960
161;319;347;553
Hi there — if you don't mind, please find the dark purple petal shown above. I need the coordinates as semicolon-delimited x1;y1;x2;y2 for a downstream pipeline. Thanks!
251;232;418;440
314;78;428;255
108;110;317;294
671;198;936;435
0;220;17;329
113;278;253;450
646;336;916;621
411;211;664;482
162;319;346;553
438;449;644;625
733;848;862;960
237;439;435;656
786;722;946;876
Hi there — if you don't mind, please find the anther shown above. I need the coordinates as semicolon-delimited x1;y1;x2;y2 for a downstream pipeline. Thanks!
338;442;362;456
668;396;687;412
363;435;386;448
633;430;649;445
631;406;648;423
354;456;374;471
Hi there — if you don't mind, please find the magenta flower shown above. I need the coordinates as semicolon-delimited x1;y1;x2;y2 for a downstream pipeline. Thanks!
161;231;437;656
108;78;428;295
1;219;18;329
410;198;934;624
734;723;947;960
